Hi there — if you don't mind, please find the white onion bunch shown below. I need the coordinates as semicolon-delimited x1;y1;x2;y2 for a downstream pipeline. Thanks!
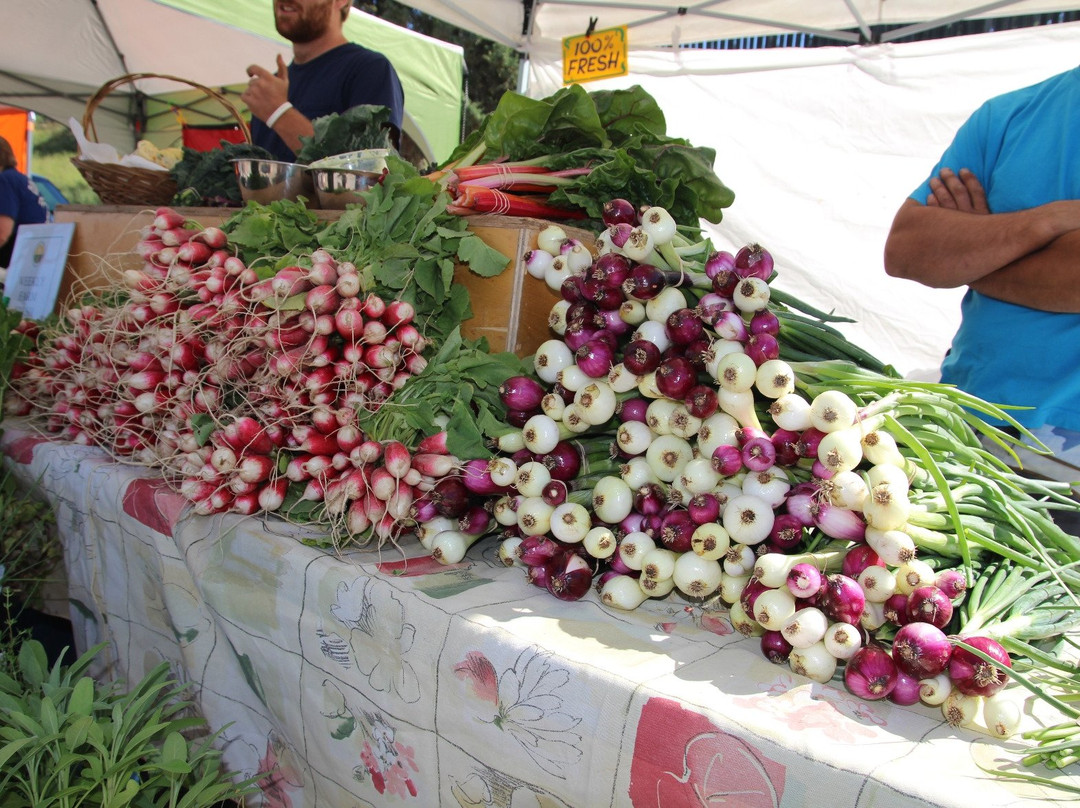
420;197;1080;728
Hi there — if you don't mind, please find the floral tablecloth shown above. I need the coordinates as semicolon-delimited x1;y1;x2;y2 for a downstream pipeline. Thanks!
3;421;1077;808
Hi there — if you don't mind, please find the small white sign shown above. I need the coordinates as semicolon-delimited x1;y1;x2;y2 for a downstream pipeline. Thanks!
4;222;75;320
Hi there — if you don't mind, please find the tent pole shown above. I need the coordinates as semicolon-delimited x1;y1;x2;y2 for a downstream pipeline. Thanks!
522;0;536;36
878;0;1028;42
88;0;132;75
516;55;531;96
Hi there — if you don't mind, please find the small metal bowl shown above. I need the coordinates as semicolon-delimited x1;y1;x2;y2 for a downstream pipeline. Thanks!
310;168;383;209
231;158;317;206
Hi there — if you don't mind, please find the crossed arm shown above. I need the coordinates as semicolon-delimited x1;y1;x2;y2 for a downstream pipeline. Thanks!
883;168;1080;312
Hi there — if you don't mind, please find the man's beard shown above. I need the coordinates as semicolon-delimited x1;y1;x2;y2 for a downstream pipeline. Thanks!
275;0;335;44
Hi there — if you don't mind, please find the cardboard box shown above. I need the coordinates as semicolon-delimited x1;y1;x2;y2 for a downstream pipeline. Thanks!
52;205;336;307
50;206;593;358
455;214;594;357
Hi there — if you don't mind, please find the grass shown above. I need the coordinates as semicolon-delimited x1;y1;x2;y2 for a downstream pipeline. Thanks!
32;118;100;205
32;151;100;205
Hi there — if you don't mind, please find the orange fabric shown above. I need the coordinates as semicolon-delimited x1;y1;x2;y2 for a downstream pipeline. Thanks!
0;107;30;171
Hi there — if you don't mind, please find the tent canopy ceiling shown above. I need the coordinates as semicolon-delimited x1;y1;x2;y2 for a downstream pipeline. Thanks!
399;0;1080;52
1;0;465;162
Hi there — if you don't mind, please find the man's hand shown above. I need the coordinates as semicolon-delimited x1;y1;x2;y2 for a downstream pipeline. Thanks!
926;167;990;214
241;55;290;124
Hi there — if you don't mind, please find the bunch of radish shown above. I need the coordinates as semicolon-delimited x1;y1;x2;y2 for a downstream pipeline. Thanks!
8;206;455;547
413;198;1046;736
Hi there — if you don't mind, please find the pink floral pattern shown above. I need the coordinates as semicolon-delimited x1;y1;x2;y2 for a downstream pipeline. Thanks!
630;697;786;808
359;734;419;798
122;477;188;537
1;434;46;465
731;674;885;743
455;647;582;776
651;604;734;637
320;679;424;801
454;651;499;705
256;738;301;808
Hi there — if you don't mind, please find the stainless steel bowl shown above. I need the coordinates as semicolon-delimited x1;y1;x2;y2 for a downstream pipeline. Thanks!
310;168;383;209
308;149;391;173
231;158;317;206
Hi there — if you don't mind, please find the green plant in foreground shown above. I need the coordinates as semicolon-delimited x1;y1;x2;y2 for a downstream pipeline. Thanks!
0;469;61;608
0;640;260;807
0;296;35;426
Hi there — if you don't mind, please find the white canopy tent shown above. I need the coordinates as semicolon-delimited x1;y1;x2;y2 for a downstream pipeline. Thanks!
1;0;466;163
400;1;1080;375
397;1;1080;50
529;23;1080;376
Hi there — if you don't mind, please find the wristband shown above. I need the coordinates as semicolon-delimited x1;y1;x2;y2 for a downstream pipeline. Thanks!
265;101;294;129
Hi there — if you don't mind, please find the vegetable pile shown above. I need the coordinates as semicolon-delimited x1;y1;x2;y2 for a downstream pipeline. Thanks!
5;166;511;548
435;84;735;227
406;198;1080;743
295;105;395;165
6;78;1080;783
171;141;276;208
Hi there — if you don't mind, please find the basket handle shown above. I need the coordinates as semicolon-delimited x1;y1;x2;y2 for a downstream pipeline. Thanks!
81;72;252;145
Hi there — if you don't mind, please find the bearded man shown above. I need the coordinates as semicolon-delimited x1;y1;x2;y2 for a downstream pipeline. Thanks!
242;0;404;161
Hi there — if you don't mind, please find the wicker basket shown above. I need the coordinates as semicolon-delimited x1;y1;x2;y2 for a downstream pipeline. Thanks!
73;72;251;206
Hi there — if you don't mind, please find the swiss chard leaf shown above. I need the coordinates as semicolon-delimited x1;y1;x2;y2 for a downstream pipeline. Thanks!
480;93;554;159
533;85;609;155
590;86;668;144
441;83;735;227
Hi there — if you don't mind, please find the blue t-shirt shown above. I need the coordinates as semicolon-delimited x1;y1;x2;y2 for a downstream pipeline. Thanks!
909;67;1080;431
252;42;405;162
0;167;48;268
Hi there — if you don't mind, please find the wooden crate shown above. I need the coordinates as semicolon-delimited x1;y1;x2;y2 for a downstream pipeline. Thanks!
50;206;592;357
455;214;593;357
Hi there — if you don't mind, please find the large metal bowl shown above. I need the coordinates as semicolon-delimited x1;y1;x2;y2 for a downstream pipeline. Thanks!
310;168;383;209
231;158;317;206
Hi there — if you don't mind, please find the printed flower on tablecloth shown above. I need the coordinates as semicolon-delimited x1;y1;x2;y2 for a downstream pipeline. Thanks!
1;434;47;464
731;674;884;743
326;577;421;703
321;679;357;740
453;647;582;777
650;603;734;637
450;772;494;808
357;712;419;798
450;768;574;808
320;679;423;800
629;697;786;808
256;736;302;808
122;477;187;537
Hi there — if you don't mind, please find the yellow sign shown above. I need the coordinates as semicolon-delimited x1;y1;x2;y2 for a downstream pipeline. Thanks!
562;26;628;85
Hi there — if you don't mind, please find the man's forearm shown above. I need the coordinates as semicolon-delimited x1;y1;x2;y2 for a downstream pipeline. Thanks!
271;108;315;157
970;229;1080;312
883;198;1080;288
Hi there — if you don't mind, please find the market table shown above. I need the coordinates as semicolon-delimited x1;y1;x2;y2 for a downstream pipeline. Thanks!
2;420;1074;808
